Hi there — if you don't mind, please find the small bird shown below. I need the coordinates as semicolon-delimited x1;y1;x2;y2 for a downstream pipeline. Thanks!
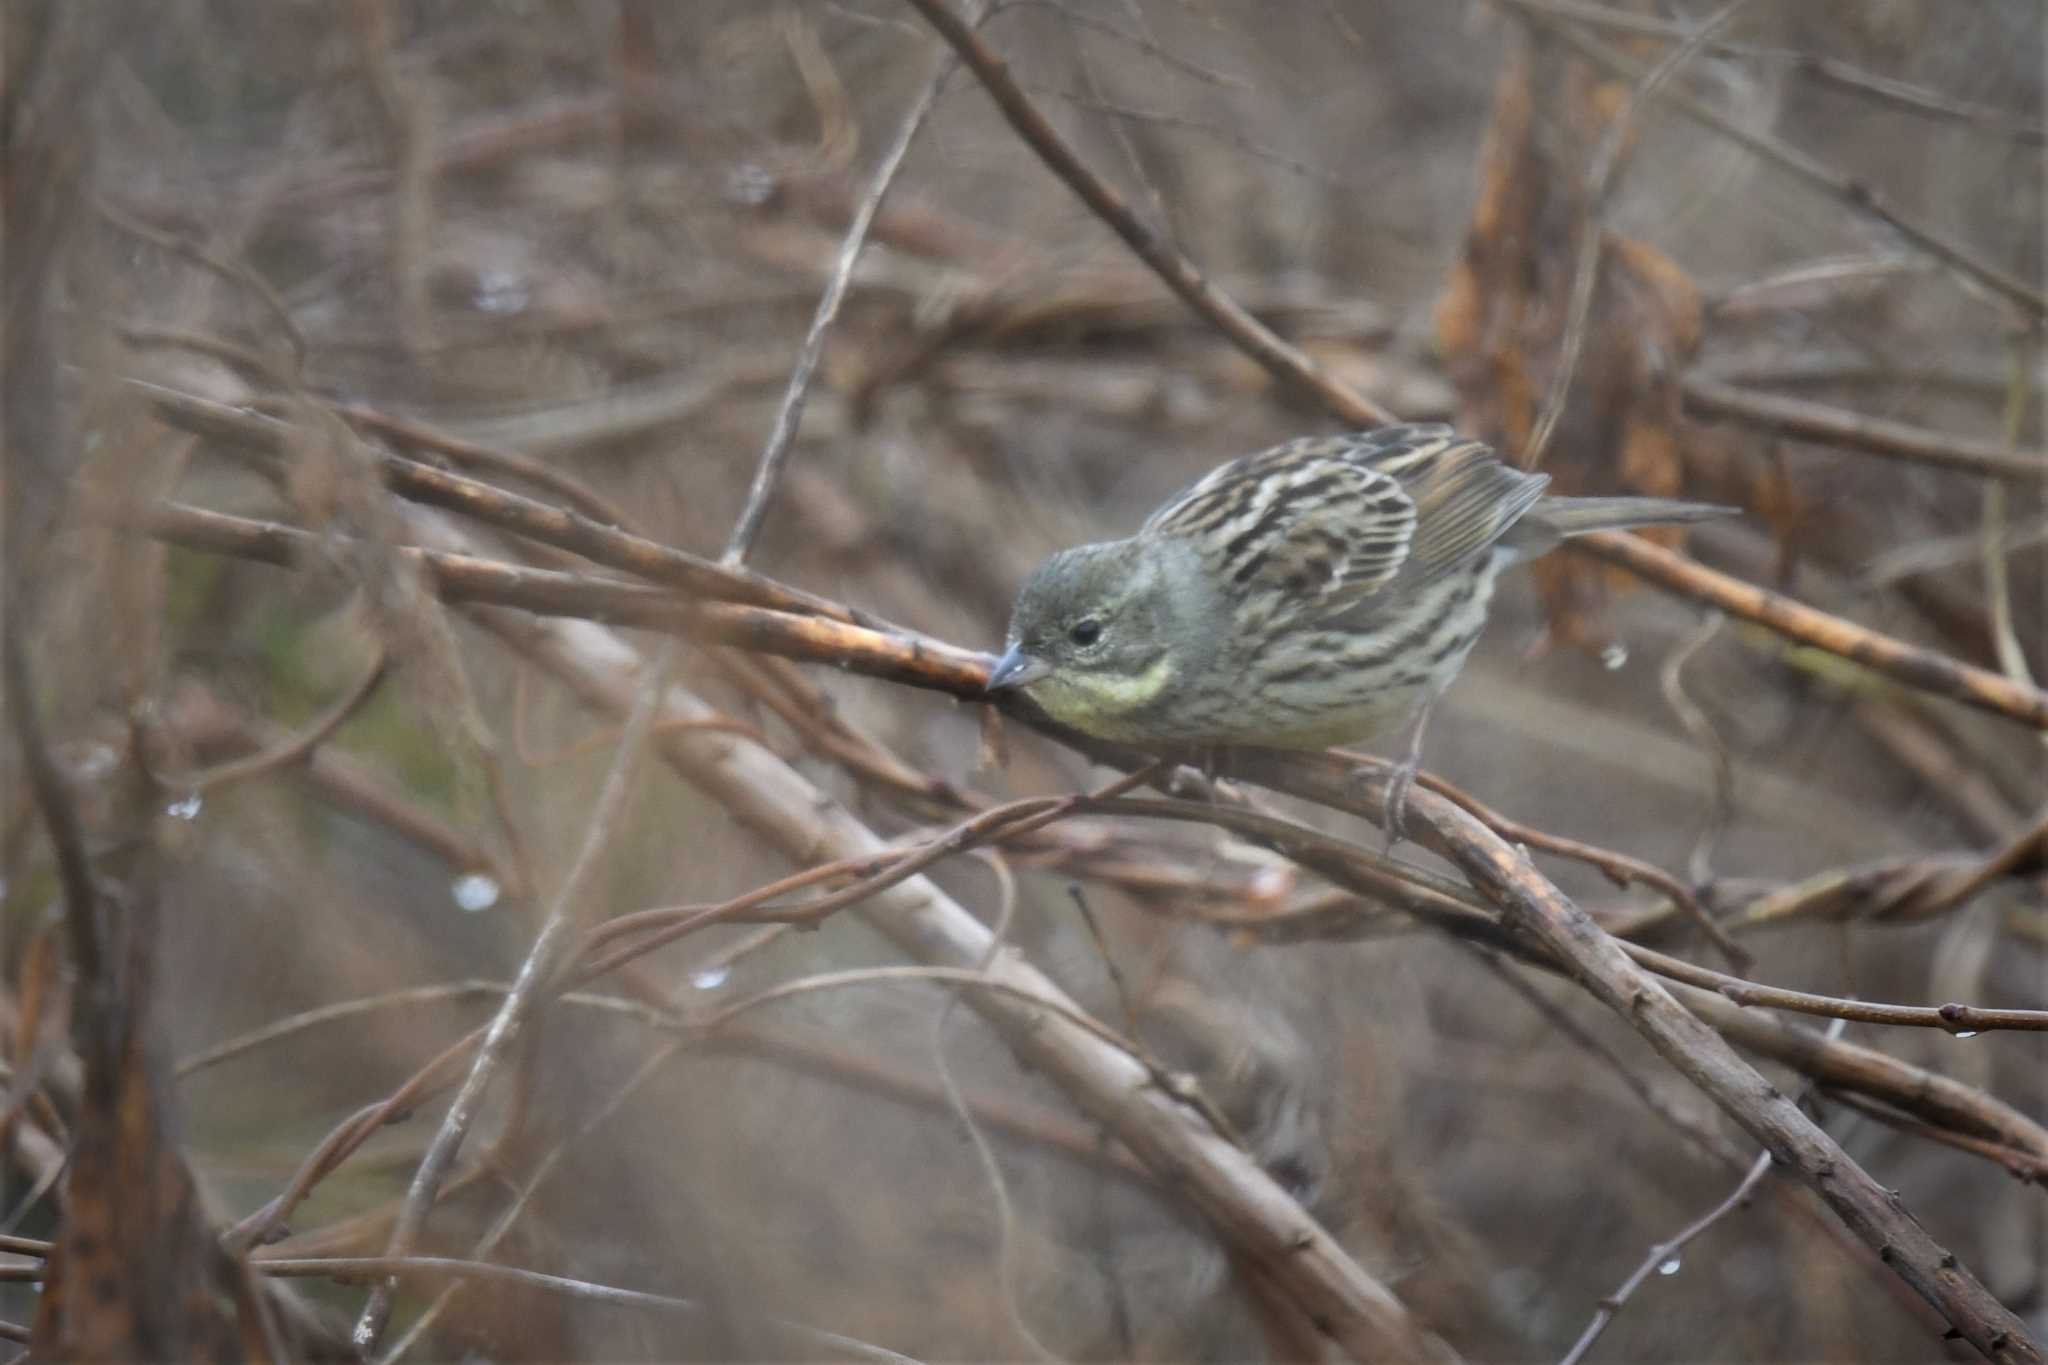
985;424;1735;836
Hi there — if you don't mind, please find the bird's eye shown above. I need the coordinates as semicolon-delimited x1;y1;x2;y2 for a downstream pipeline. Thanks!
1068;618;1103;648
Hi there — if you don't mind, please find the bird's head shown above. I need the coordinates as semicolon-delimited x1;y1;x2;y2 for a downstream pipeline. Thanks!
985;537;1208;739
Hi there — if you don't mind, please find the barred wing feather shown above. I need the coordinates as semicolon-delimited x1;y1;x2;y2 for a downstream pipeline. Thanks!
1344;426;1551;574
1145;442;1419;616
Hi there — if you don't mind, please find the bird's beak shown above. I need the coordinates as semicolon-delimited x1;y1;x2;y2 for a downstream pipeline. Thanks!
985;646;1052;694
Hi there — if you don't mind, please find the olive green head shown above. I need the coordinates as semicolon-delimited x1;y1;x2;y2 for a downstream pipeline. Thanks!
986;537;1213;739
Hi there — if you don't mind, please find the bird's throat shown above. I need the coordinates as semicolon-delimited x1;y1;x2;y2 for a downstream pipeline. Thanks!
1030;653;1178;738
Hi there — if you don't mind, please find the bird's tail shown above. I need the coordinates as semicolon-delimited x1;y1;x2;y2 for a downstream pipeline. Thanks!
1505;495;1738;559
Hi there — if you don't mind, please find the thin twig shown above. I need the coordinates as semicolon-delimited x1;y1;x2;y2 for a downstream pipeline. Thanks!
1905;807;2048;923
1658;612;1733;887
1494;0;2046;142
166;645;389;796
374;1038;688;1363
930;864;1063;1362
579;767;1162;983
265;1255;922;1365
163;683;514;896
1984;336;2043;694
1459;945;1747;1170
224;1025;486;1253
95;196;308;369
1066;884;1139;1042
1558;1017;1851;1365
1858;517;2048;589
723;17;962;565
133;380;874;627
1719;809;2047;929
350;641;676;1352
1526;0;1750;463
1496;0;2048;319
1679;987;2048;1169
333;402;635;529
1628;940;2048;1035
1824;1091;2048;1186
1409;768;1740;965
1001;0;1250;90
1682;375;2048;483
176;981;505;1079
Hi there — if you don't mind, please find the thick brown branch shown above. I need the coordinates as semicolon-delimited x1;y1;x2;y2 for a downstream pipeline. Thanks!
1677;988;2048;1165
1571;532;2048;728
132;381;869;627
1220;750;2039;1364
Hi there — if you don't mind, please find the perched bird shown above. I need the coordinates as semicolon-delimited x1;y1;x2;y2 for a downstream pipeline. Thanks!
985;424;1734;836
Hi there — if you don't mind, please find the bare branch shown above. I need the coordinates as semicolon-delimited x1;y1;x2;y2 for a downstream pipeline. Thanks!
1495;0;2048;319
350;640;675;1352
139;488;2048;728
724;21;962;565
1220;749;2041;1363
1570;531;2048;729
1683;376;2048;483
903;0;1397;426
1527;0;1750;463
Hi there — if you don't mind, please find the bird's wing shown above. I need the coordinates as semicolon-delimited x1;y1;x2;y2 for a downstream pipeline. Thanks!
1348;425;1550;574
1144;437;1418;613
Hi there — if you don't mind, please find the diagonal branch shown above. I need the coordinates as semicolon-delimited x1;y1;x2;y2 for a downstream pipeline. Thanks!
1569;530;2048;728
902;0;1396;427
1493;0;2047;320
1219;748;2040;1365
130;381;871;627
476;604;1447;1362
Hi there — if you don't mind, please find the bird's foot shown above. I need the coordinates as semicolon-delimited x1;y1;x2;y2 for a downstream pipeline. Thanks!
1379;757;1417;853
1343;757;1415;852
1163;745;1230;802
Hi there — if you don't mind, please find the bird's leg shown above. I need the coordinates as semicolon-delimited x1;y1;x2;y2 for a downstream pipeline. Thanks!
1165;745;1221;799
1376;693;1439;851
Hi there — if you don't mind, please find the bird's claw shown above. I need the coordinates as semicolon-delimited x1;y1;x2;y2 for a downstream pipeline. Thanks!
1379;759;1416;853
1344;759;1415;852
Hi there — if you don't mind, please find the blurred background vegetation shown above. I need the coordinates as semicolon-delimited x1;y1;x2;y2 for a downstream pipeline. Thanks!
2;1;2043;1361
